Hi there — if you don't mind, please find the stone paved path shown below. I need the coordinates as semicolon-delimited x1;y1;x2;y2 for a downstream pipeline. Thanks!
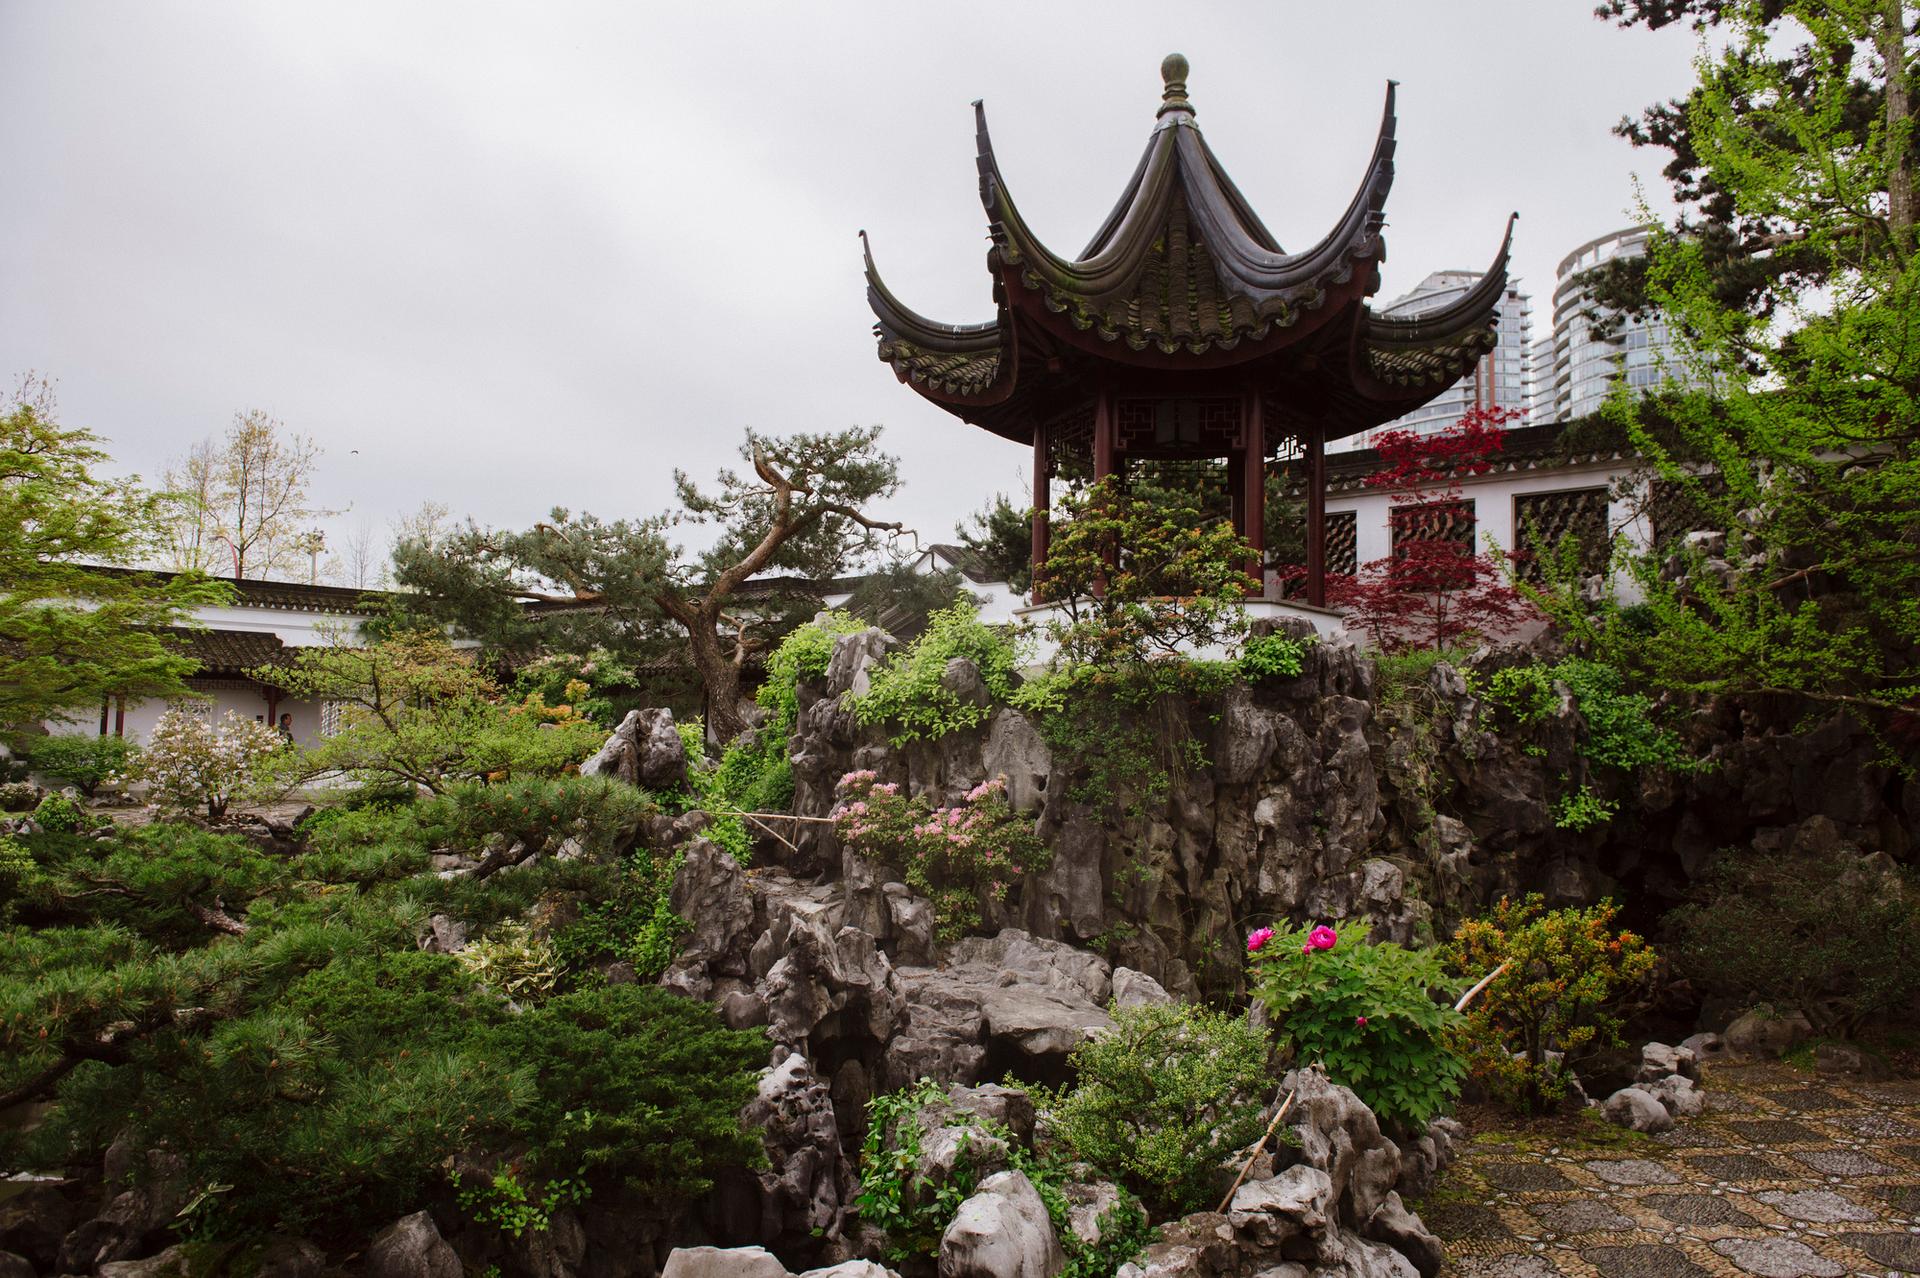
1425;1060;1920;1277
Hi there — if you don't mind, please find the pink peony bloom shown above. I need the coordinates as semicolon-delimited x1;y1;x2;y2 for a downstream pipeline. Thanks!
1354;1016;1368;1027
1308;925;1338;951
1245;927;1275;953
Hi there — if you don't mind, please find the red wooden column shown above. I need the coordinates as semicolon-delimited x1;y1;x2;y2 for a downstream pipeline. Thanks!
1092;389;1117;597
1242;392;1267;592
1030;420;1050;603
1305;422;1327;606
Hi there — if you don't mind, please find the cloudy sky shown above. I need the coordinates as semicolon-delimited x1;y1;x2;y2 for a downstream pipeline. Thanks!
0;3;1699;580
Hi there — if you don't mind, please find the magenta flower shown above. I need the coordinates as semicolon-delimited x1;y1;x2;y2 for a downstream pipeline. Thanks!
1245;926;1275;953
1307;925;1338;951
1354;1015;1368;1027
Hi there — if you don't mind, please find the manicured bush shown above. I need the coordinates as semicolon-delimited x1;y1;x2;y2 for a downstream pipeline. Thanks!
419;773;655;860
1045;1001;1270;1217
30;792;89;834
1447;895;1656;1113
127;708;285;818
834;771;1050;941
1665;845;1920;1037
1247;920;1465;1130
850;602;1022;744
25;735;135;797
0;780;39;811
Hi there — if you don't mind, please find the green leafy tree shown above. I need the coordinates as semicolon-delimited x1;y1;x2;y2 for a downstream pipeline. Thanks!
1541;2;1920;725
0;377;231;739
1036;475;1257;669
259;630;604;792
1590;0;1914;323
391;426;904;743
956;491;1035;593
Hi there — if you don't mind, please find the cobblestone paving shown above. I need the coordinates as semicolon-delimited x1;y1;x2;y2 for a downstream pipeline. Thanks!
1427;1061;1920;1277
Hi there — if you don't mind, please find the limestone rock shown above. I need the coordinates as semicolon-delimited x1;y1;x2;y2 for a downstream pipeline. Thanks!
1112;966;1173;1009
581;707;688;792
797;1264;904;1278
1725;1008;1812;1057
738;1051;856;1252
98;1245;200;1277
1602;1087;1675;1133
0;1251;33;1278
365;1212;461;1278
1635;1042;1697;1083
938;1170;1066;1278
661;1246;791;1278
1643;1073;1707;1119
1678;1031;1726;1063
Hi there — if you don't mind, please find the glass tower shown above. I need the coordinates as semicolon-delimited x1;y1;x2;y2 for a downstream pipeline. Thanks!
1533;227;1689;423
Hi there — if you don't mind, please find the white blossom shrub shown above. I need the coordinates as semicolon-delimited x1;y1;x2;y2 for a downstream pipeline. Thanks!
127;709;286;817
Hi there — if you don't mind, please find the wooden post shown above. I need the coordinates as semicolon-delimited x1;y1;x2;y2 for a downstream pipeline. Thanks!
1030;421;1050;603
1093;389;1116;597
1305;422;1327;606
1243;393;1267;593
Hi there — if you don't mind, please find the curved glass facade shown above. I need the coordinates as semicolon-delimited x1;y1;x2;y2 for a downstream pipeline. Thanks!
1533;227;1688;422
1339;271;1533;450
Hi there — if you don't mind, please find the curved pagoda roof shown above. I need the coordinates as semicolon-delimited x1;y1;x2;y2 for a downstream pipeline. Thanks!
865;54;1517;446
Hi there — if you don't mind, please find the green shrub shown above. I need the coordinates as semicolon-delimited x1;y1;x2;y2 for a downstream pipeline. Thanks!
851;602;1022;744
856;1078;1154;1274
1447;895;1657;1113
1247;920;1465;1130
25;735;135;797
455;921;563;1002
0;780;39;811
31;792;88;834
420;774;654;858
1236;632;1309;682
472;985;767;1200
1045;1001;1270;1217
1665;845;1920;1036
550;848;686;981
834;771;1050;941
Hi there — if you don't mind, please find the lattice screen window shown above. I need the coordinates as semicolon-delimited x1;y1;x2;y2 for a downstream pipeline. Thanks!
1325;511;1358;576
167;697;212;725
1513;487;1610;582
1390;499;1475;557
1648;474;1729;549
320;699;346;738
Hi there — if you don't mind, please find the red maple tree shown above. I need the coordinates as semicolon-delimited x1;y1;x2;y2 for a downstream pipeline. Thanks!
1322;407;1537;652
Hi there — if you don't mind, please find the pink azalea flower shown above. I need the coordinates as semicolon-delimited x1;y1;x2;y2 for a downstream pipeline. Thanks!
1308;925;1338;951
1245;927;1275;953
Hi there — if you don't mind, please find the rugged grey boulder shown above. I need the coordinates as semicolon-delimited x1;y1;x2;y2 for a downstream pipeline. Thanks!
661;1247;791;1278
581;707;688;791
1603;1087;1676;1133
1725;1008;1812;1057
0;1252;33;1278
938;1170;1066;1278
365;1212;461;1278
732;1051;857;1254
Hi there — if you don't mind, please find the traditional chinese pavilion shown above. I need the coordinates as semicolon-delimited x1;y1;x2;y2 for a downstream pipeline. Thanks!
863;54;1515;605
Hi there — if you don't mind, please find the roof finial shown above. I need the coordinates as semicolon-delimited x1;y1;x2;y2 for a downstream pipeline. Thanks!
1159;52;1193;117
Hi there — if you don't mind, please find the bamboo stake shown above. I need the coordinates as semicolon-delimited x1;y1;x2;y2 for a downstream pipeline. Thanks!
1216;1087;1297;1214
1455;960;1509;1012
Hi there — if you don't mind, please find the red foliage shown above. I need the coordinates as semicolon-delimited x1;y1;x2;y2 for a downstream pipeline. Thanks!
1326;407;1538;652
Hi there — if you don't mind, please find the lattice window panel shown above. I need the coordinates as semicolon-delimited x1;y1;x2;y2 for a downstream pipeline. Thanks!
1325;511;1358;576
1390;500;1476;557
320;699;347;738
1648;474;1729;549
1513;487;1610;582
167;697;212;725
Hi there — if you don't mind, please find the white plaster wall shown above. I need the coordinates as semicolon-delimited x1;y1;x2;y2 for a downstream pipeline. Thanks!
1327;460;1641;570
185;605;366;646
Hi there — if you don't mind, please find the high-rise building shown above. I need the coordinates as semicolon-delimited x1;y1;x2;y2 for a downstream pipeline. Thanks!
1533;227;1690;422
1338;271;1532;449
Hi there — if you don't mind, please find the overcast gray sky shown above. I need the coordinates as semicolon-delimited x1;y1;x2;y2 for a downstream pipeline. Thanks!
0;2;1699;578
